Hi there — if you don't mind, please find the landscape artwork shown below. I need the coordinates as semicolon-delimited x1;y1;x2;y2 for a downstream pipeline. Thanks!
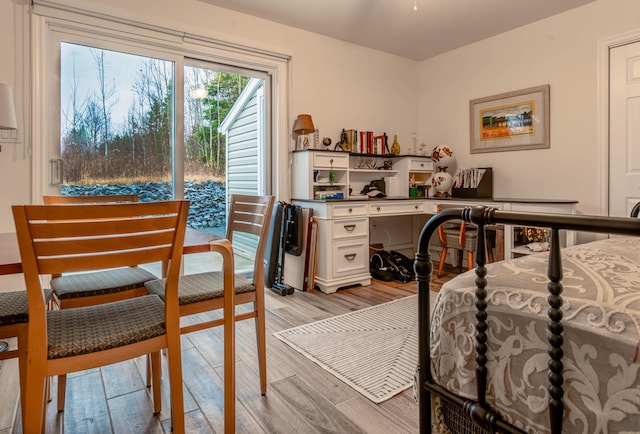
470;85;549;153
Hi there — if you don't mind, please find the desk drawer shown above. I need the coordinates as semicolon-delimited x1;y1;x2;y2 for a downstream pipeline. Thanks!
314;152;349;169
332;238;368;277
409;158;433;172
332;218;368;239
331;203;368;218
369;201;423;215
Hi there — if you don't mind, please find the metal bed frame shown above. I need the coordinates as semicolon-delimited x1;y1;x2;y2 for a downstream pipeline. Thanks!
414;205;640;434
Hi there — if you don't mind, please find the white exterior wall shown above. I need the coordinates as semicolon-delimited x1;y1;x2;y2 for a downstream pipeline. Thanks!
226;90;261;198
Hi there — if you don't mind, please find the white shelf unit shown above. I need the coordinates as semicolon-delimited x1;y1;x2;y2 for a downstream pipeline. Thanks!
292;150;349;200
393;157;434;197
348;155;399;198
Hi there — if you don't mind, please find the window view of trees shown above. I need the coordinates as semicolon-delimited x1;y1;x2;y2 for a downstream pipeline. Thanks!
60;43;250;233
61;43;248;184
184;65;249;178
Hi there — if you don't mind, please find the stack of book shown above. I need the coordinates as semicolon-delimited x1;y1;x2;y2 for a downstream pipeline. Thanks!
343;129;389;155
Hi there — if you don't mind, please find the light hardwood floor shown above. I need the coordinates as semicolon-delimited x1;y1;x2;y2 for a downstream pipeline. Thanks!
1;267;455;434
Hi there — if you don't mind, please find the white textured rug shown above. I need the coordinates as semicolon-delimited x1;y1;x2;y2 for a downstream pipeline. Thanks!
273;295;418;403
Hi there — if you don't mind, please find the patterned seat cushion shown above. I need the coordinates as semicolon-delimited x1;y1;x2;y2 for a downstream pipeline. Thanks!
50;267;157;300
0;289;54;326
47;294;166;359
145;272;255;306
443;227;478;252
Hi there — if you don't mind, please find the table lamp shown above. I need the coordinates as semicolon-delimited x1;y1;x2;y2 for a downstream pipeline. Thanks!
293;114;315;136
431;145;455;197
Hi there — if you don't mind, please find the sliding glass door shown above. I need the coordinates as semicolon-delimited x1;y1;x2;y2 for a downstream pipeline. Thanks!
54;42;268;235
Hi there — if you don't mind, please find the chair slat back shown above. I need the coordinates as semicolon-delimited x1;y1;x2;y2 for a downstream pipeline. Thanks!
43;194;138;204
12;201;189;318
226;195;275;282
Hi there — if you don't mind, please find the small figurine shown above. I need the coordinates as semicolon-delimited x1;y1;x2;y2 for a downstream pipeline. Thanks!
335;128;349;152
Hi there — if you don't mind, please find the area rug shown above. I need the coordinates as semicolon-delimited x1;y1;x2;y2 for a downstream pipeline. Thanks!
273;295;418;403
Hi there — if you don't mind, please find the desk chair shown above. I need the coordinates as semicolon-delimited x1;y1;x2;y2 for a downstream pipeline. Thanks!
43;194;157;309
13;200;189;434
145;194;275;433
436;203;495;277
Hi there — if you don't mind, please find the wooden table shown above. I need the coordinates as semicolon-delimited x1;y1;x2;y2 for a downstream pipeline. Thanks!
0;227;221;276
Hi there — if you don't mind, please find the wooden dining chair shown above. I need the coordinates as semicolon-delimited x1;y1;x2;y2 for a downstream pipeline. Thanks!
43;194;158;309
144;194;275;433
0;289;53;426
12;200;189;434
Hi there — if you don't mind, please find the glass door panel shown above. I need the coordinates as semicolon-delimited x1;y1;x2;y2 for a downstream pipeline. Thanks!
59;42;175;201
184;63;265;237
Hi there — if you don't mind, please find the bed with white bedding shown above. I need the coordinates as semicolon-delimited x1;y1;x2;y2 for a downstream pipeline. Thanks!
415;206;640;434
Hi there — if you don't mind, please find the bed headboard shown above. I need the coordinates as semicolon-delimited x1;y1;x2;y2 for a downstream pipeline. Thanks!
414;205;640;434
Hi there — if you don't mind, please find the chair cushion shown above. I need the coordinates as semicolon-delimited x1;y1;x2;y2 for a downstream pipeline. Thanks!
0;289;54;326
443;227;478;252
47;295;166;359
145;272;255;306
50;267;157;300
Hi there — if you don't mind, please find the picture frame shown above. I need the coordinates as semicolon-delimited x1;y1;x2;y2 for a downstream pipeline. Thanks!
469;84;550;154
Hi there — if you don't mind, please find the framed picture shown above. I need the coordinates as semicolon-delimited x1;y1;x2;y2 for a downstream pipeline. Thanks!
469;84;550;154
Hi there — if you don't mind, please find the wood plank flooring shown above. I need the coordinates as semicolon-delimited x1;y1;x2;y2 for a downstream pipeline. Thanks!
0;265;457;434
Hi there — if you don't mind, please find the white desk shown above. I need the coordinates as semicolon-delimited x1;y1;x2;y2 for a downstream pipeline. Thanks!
292;198;578;293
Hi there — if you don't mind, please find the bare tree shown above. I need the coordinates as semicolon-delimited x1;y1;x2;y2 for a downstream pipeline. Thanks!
91;49;117;156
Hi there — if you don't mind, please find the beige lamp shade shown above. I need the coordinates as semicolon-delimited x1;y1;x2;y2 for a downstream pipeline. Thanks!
293;114;315;135
0;83;17;130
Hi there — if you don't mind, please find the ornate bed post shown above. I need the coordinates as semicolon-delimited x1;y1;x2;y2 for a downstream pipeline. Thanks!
547;228;564;434
415;215;436;432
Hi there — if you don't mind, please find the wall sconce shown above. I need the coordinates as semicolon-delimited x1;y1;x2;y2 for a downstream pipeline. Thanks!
0;83;17;130
0;83;17;155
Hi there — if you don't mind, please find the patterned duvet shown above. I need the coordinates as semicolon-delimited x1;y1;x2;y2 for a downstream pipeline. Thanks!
430;237;640;433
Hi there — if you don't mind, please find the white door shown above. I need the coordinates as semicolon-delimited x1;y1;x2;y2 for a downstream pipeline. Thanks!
609;41;640;217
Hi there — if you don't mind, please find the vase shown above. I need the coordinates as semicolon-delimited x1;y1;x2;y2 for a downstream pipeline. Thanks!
390;135;401;155
432;166;454;197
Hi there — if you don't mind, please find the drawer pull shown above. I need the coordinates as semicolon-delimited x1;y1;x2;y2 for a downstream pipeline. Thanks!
420;163;424;167
348;208;352;213
414;205;419;210
343;224;356;231
344;253;357;261
376;206;381;211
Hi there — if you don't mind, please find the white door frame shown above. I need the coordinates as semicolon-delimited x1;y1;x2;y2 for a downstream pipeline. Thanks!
598;29;640;216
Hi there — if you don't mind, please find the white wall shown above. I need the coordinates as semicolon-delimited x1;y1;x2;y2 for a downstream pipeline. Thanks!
0;0;29;233
2;0;639;233
0;0;418;232
418;0;640;216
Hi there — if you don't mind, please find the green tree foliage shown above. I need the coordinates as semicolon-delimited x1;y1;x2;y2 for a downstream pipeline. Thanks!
193;72;249;171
